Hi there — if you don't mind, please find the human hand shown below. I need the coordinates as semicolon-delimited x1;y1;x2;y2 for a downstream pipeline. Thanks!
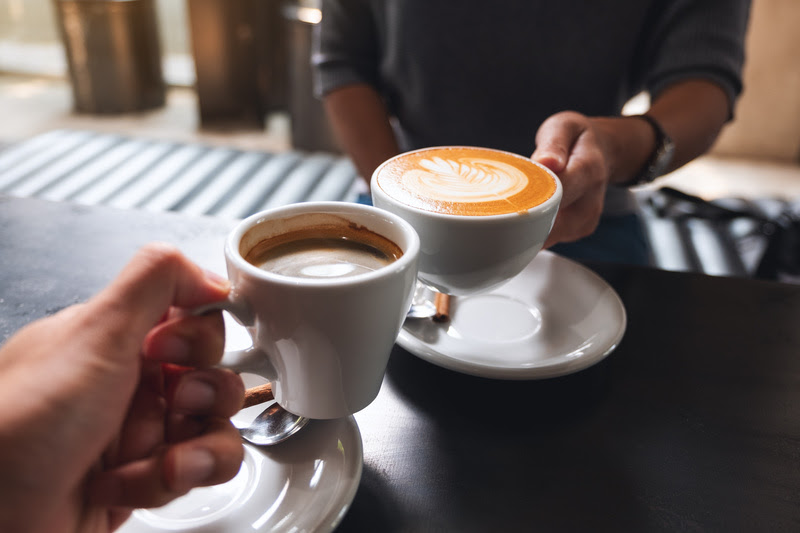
532;111;613;248
0;244;245;533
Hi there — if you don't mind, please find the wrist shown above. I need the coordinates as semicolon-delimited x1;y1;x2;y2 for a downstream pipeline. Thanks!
591;115;659;187
620;114;675;187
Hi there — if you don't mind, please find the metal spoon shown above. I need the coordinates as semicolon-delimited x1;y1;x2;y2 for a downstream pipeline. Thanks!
237;383;310;446
407;283;437;319
238;403;310;446
407;283;450;321
407;300;436;319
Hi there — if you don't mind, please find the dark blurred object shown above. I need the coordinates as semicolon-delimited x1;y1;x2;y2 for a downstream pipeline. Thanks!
186;0;338;149
260;0;289;112
187;0;287;129
54;0;165;114
643;186;800;284
284;0;340;153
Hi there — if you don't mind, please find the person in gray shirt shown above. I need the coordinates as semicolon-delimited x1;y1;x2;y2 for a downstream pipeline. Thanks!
312;0;751;264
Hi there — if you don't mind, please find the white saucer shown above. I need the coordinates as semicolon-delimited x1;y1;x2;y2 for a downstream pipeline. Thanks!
398;251;627;379
118;414;362;533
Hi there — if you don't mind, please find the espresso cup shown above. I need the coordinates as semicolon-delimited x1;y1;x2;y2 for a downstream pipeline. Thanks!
371;146;562;296
202;202;420;419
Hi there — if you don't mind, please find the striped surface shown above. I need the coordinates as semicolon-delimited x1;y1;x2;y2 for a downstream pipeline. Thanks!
0;129;361;221
0;129;792;280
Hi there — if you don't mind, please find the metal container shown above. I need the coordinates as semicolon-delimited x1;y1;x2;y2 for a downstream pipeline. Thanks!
54;0;165;114
284;0;340;153
187;0;287;128
257;0;289;113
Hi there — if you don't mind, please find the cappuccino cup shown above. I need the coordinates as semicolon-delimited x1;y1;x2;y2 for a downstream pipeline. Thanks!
201;202;419;419
372;146;562;295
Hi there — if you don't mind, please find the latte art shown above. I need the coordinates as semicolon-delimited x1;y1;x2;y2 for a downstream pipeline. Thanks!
409;156;529;203
375;147;557;216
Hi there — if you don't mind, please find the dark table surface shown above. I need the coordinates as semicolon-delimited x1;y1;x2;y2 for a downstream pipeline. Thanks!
2;195;799;532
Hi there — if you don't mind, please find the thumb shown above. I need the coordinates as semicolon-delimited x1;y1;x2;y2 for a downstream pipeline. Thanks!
86;244;230;358
532;111;588;174
532;145;567;174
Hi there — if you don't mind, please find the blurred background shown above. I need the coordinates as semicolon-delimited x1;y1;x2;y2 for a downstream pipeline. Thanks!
0;0;338;153
0;0;798;199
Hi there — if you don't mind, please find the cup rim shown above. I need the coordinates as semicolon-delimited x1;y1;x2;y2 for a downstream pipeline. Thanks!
371;145;563;221
225;201;420;286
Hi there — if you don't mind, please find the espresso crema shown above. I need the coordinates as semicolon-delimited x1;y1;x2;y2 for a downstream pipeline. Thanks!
375;147;557;216
244;224;403;279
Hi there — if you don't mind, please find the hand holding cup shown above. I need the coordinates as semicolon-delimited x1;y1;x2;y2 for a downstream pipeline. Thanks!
201;202;419;420
372;146;562;296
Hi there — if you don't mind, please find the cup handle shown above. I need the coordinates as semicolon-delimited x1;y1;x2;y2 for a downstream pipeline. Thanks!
192;293;276;378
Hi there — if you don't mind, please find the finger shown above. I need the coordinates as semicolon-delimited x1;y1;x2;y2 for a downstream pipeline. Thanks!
544;192;604;247
165;413;207;444
86;244;230;357
167;368;245;417
110;364;242;466
88;454;185;509
113;381;166;464
143;312;226;367
104;360;170;466
532;111;587;174
108;510;133;532
87;418;243;509
165;419;244;493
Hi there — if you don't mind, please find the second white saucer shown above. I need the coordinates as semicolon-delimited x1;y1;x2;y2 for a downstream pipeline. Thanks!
398;251;627;379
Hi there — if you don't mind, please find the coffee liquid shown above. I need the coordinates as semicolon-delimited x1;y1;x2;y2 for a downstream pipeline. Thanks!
375;146;557;216
245;225;403;279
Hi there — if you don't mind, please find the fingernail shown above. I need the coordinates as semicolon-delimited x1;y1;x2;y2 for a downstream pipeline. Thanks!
203;269;230;290
174;378;216;411
174;448;215;491
157;334;191;363
535;152;564;168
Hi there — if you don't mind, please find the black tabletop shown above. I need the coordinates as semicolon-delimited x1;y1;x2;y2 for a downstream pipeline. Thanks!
2;195;799;532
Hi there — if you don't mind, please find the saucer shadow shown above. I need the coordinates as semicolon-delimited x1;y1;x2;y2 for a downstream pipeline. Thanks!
334;465;404;533
384;344;612;435
373;347;650;531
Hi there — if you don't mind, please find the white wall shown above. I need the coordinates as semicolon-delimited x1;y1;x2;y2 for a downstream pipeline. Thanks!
712;0;800;163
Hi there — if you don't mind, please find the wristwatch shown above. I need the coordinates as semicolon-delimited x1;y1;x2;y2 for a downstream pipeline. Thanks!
623;114;675;187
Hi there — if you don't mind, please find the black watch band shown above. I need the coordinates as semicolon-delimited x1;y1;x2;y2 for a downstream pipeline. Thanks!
622;114;675;188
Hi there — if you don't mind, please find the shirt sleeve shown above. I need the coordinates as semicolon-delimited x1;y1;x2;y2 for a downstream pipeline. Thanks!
312;0;381;98
639;0;752;116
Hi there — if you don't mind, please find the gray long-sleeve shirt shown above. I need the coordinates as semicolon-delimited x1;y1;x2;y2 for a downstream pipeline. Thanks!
313;0;750;214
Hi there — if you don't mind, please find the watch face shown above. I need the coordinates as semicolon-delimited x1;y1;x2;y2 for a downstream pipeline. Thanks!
631;114;674;185
652;136;675;179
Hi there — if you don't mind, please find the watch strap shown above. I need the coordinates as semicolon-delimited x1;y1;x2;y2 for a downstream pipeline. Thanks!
622;114;675;187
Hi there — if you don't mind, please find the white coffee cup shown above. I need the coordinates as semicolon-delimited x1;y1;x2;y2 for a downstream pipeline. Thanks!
371;146;562;296
201;202;419;419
